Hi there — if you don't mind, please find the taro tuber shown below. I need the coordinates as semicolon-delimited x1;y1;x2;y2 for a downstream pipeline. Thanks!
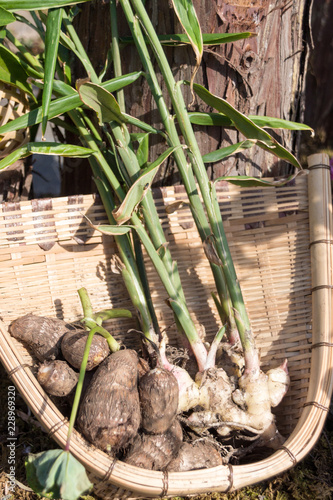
77;349;140;452
37;360;79;397
139;367;179;434
61;329;109;371
124;420;183;470
166;440;222;472
9;314;75;361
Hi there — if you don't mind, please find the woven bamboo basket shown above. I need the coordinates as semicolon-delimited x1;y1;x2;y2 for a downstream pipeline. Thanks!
0;83;30;158
0;153;332;499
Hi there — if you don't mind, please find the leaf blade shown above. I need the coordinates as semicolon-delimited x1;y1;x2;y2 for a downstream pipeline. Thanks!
0;72;143;135
113;147;178;224
202;140;255;163
0;45;35;98
189;82;302;169
0;0;91;11
78;82;127;125
0;142;94;171
171;0;203;89
42;7;63;137
0;6;15;25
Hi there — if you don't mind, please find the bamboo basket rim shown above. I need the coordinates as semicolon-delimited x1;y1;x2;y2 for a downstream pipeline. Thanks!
0;153;332;497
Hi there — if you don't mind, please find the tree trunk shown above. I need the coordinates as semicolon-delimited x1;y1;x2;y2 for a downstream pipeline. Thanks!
61;0;311;193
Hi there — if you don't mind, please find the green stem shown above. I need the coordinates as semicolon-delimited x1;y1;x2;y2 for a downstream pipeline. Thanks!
69;109;157;341
119;0;238;341
77;287;93;319
128;0;254;353
77;286;121;352
110;0;126;112
61;11;100;84
65;326;100;451
82;319;121;352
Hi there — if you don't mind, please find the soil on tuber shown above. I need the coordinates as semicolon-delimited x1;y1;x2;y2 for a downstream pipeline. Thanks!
37;360;79;397
61;329;109;371
9;314;75;361
77;349;141;452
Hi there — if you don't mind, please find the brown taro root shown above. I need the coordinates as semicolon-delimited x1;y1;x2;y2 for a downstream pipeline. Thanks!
167;440;223;472
139;367;179;434
9;314;75;361
61;329;109;371
77;349;140;452
124;420;183;470
37;360;78;397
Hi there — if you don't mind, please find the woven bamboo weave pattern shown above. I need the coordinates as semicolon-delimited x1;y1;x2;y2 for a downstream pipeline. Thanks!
0;155;332;498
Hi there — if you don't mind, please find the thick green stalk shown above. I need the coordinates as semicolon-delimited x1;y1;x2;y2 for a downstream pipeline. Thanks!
69;112;207;368
61;11;100;84
69;110;157;341
108;3;186;302
119;0;238;340
65;326;99;450
110;0;125;111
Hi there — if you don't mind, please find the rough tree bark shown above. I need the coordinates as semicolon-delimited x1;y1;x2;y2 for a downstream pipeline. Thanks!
62;0;312;193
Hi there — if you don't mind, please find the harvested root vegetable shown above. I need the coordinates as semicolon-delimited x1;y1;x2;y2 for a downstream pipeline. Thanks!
139;367;178;434
124;420;183;470
137;357;150;379
167;440;222;471
37;360;78;397
186;361;290;449
77;349;140;452
61;329;109;371
9;314;74;361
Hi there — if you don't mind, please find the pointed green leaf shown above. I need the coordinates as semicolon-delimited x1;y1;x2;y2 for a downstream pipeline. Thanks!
90;223;132;236
171;0;203;87
188;82;302;169
214;171;302;188
136;133;149;167
160;31;256;46
121;32;256;47
0;7;15;25
0;0;91;11
0;142;94;171
170;0;203;61
247;115;314;133
0;72;143;135
189;82;275;144
113;147;177;224
42;7;63;137
0;45;35;98
189;112;314;133
78;82;127;125
202;140;256;163
26;449;92;500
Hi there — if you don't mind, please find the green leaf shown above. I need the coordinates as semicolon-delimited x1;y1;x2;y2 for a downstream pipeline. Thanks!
26;449;92;500
136;133;149;167
88;221;133;236
121;31;256;47
202;140;255;163
0;45;35;99
188;111;314;133
78;82;127;125
0;72;143;135
0;0;91;11
214;171;302;188
171;0;203;88
0;6;15;25
189;82;302;169
113;147;177;224
42;7;63;137
0;142;94;171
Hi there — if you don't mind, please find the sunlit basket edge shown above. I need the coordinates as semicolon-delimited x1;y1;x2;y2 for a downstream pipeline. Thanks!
0;153;332;498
